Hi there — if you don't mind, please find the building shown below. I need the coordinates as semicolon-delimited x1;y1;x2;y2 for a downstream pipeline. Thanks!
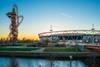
38;29;100;46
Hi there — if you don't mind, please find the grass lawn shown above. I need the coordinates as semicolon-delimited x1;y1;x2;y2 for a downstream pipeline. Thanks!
0;47;38;51
0;46;81;52
44;47;80;52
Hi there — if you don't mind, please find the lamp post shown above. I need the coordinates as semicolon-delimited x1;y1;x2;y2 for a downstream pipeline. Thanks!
50;25;53;46
69;55;72;67
91;24;95;45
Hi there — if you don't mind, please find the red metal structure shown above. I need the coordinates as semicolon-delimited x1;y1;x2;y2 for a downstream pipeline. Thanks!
6;4;23;45
85;45;100;51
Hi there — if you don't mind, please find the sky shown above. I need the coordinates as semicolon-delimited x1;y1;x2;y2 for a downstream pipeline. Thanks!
0;0;100;39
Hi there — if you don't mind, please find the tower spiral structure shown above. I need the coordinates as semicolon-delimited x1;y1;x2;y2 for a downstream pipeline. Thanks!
6;4;23;45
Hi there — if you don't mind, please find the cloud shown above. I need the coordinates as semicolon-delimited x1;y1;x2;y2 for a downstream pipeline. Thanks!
60;12;72;18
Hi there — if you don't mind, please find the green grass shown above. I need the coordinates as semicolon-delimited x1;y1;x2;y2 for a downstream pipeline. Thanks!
44;47;80;52
0;47;81;52
0;47;38;51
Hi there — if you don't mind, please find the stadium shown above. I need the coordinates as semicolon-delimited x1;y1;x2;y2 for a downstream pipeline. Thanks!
39;28;100;46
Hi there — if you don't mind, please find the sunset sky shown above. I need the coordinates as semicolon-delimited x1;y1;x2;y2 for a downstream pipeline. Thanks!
0;0;100;40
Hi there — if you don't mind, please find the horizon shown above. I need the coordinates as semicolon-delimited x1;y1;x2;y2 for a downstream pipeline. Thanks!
0;0;100;40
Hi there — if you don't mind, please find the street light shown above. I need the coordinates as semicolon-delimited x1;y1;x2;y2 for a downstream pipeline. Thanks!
69;55;73;67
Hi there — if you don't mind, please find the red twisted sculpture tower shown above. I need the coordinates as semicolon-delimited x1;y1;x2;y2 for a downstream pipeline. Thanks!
6;4;23;45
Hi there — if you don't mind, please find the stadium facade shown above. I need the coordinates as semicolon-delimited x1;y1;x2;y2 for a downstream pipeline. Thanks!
39;28;100;45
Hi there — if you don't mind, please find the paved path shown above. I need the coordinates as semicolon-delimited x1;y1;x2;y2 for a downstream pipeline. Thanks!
33;48;45;52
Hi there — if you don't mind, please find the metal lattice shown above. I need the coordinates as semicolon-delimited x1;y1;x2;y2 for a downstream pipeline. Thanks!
6;4;23;45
